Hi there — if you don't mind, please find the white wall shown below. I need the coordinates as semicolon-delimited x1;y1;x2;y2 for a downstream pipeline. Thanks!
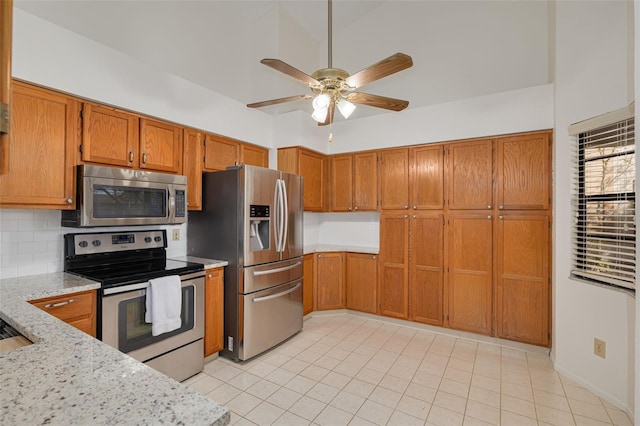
554;0;635;414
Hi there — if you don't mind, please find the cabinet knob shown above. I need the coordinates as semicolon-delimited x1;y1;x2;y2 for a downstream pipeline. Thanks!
372;256;376;260
66;198;73;204
404;205;408;209
404;214;408;218
129;151;134;163
348;207;352;211
412;215;416;219
142;152;147;164
487;215;492;219
354;206;358;210
413;206;417;210
499;215;504;220
487;205;492;209
207;273;212;278
499;205;504;210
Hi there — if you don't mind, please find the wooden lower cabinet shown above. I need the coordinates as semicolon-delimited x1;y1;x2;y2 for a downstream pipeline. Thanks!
315;252;345;310
303;254;315;315
379;213;409;319
410;213;444;326
204;267;224;357
496;213;550;346
447;213;493;335
346;253;377;314
30;290;97;337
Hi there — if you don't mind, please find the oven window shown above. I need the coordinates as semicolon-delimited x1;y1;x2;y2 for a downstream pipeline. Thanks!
93;185;167;218
118;285;195;353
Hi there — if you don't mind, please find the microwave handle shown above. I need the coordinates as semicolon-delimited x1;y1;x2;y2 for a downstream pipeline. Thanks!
168;189;176;220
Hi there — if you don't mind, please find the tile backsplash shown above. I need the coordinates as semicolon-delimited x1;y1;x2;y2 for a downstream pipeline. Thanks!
0;209;187;279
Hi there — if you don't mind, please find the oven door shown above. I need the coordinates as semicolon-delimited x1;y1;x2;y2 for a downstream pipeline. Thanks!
101;272;204;365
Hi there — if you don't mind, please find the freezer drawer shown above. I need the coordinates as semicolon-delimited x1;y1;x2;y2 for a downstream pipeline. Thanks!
241;257;303;293
239;280;303;361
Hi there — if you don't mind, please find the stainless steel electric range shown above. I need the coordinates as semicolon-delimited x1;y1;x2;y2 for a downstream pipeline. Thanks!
64;229;205;382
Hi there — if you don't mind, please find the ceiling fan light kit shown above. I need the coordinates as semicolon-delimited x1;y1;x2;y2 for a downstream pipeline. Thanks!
248;0;413;128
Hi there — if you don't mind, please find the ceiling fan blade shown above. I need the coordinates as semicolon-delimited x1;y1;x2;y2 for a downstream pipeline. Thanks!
260;59;320;86
346;92;409;111
247;94;312;109
345;53;413;89
318;101;336;126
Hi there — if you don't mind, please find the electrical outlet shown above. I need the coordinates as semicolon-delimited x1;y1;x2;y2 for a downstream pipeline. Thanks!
594;338;606;359
172;229;180;241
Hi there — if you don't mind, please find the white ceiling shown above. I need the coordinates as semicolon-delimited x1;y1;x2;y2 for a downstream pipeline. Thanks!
14;0;551;122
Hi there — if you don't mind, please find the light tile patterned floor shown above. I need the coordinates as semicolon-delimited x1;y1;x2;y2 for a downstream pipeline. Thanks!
184;314;633;426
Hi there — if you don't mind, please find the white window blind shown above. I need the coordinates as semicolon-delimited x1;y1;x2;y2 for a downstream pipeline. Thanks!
570;113;635;291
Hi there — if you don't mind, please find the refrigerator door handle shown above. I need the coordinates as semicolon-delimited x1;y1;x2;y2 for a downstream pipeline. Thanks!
277;179;285;253
252;261;302;276
252;282;302;303
273;180;281;252
281;179;289;253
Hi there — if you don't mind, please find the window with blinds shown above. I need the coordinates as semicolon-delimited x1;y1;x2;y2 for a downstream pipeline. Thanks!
571;115;635;291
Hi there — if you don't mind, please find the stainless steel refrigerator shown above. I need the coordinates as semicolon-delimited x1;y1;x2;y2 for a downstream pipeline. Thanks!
187;165;303;361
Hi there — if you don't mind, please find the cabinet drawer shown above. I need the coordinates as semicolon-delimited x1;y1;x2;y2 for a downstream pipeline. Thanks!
30;290;96;337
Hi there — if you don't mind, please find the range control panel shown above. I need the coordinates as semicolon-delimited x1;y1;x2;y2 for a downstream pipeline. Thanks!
69;230;166;255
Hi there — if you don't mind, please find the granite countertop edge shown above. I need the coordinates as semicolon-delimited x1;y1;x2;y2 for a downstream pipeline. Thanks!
0;271;229;426
303;244;379;255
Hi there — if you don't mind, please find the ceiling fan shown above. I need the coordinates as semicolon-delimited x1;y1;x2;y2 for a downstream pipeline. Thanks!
247;0;413;126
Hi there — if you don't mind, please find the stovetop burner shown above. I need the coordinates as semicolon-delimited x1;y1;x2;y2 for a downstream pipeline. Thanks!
64;230;203;288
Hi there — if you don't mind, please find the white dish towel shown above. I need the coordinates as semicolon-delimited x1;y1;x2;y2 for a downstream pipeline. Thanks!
145;275;182;336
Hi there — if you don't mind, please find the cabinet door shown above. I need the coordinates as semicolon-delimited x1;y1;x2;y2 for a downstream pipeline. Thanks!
240;143;268;168
346;253;377;313
0;82;79;209
303;253;315;315
139;118;183;173
380;149;409;210
315;252;345;310
447;212;493;335
497;133;551;210
204;134;239;171
410;213;444;326
204;268;224;356
183;128;203;210
81;103;139;167
496;213;550;346
448;139;493;210
299;149;326;211
0;0;11;174
411;145;444;210
353;152;378;211
379;213;409;319
331;154;353;211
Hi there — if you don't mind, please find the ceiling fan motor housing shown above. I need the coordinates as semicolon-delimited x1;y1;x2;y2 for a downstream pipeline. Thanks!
311;68;352;94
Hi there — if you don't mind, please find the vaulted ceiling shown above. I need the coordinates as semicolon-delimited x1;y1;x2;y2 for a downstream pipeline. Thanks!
14;0;551;122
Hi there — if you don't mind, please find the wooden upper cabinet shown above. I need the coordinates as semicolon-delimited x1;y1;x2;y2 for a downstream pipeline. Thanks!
380;148;409;210
448;139;493;210
497;132;551;210
447;212;493;335
496;213;550;346
0;0;12;175
204;134;239;171
331;154;353;211
411;145;444;210
139;118;183;173
183;128;203;211
353;152;377;211
346;253;378;314
410;213;444;326
379;212;409;319
315;252;345;310
240;143;268;168
278;146;327;212
81;103;139;167
0;81;79;209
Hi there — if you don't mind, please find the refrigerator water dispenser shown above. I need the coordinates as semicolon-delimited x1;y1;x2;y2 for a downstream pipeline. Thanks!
249;205;270;251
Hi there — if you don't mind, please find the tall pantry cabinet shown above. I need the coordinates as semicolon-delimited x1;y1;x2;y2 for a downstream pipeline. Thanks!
378;131;551;346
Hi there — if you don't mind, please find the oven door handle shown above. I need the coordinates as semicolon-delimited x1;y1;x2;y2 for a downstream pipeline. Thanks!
103;282;149;295
252;282;301;303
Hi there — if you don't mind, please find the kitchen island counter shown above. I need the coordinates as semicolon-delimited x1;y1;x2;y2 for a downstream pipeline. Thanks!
0;272;229;425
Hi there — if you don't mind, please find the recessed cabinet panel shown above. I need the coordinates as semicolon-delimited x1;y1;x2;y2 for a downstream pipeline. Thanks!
447;213;493;335
346;253;377;314
353;152;378;211
240;144;268;168
379;213;409;319
315;252;345;310
183;128;203;210
205;135;239;171
204;268;224;356
448;140;493;210
496;213;550;346
139;118;183;173
331;155;353;211
412;145;444;210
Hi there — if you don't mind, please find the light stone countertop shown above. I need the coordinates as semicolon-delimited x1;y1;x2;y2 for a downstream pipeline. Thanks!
0;272;229;426
169;256;229;270
304;244;379;255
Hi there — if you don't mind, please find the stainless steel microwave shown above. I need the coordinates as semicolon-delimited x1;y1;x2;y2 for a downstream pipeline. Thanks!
61;165;187;227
